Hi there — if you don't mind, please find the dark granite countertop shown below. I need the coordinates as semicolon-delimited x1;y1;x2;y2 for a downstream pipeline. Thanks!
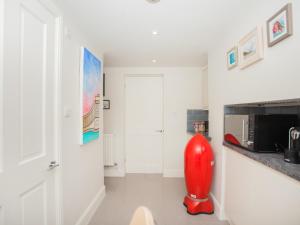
223;142;300;182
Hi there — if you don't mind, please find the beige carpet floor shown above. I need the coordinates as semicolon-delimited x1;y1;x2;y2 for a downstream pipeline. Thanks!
89;174;228;225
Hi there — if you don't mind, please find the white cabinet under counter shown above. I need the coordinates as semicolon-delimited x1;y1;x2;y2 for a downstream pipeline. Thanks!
224;146;300;225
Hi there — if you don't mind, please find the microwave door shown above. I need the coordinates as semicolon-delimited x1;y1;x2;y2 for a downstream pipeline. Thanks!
225;115;249;147
241;118;249;147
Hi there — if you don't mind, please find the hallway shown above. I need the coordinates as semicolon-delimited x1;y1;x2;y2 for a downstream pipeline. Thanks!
89;174;228;225
1;1;300;224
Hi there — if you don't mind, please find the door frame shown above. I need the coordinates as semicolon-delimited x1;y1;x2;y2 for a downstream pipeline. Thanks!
34;1;64;224
123;74;165;174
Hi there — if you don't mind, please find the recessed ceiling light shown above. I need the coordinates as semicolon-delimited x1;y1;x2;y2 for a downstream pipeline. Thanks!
146;0;160;4
152;30;158;36
152;59;157;63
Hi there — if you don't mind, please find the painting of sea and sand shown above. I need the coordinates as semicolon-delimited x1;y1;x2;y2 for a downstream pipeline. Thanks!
80;47;102;144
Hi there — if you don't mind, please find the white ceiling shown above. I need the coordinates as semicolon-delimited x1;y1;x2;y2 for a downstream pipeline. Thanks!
59;0;255;67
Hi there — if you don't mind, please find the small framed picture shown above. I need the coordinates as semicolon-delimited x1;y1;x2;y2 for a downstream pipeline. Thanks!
267;3;293;47
103;73;106;97
227;47;238;70
238;26;264;69
103;100;110;110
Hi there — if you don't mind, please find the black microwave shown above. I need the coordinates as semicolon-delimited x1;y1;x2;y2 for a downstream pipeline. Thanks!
224;114;298;152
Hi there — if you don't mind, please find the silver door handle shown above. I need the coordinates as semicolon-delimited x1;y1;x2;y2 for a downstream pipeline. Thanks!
49;161;59;170
155;130;164;133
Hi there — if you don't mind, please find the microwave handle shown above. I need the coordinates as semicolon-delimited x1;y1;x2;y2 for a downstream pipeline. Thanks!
242;119;246;143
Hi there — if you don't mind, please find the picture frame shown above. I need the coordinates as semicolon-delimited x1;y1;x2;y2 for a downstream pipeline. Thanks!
267;3;293;47
103;100;110;110
103;73;106;97
80;47;102;145
226;46;238;70
238;26;264;69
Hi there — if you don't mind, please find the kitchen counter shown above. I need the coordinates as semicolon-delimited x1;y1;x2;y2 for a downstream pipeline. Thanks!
187;132;212;141
224;142;300;182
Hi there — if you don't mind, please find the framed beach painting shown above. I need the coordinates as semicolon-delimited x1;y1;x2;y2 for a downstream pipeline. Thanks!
267;3;293;47
80;47;102;145
227;46;238;70
238;26;264;69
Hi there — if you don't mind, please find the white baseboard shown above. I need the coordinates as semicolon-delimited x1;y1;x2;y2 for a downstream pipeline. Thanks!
163;169;184;178
211;192;227;221
126;167;162;174
105;168;185;178
211;192;221;219
104;168;125;177
75;186;106;225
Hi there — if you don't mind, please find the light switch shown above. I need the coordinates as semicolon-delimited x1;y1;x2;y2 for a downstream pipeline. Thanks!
64;27;72;40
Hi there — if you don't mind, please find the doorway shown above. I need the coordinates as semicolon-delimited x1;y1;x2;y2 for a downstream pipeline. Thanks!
125;75;164;174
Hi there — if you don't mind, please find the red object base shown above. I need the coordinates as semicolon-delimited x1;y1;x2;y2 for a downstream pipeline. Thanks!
183;196;214;215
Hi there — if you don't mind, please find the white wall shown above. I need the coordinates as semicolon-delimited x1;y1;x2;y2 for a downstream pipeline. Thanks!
225;148;300;225
103;67;204;177
0;0;4;173
202;66;208;109
56;3;105;225
208;0;300;221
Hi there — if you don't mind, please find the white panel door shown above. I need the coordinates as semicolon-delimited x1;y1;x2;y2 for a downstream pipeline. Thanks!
125;75;164;173
0;0;61;225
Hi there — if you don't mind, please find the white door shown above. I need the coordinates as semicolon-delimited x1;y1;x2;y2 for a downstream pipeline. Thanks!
125;75;164;173
0;0;61;225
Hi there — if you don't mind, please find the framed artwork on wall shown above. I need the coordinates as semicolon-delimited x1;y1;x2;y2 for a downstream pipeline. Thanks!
103;73;106;97
80;47;102;145
238;26;264;69
267;3;293;47
103;100;110;110
226;46;238;70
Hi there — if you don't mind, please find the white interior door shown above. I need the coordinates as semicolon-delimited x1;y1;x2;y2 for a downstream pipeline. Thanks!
0;0;61;224
125;75;164;173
